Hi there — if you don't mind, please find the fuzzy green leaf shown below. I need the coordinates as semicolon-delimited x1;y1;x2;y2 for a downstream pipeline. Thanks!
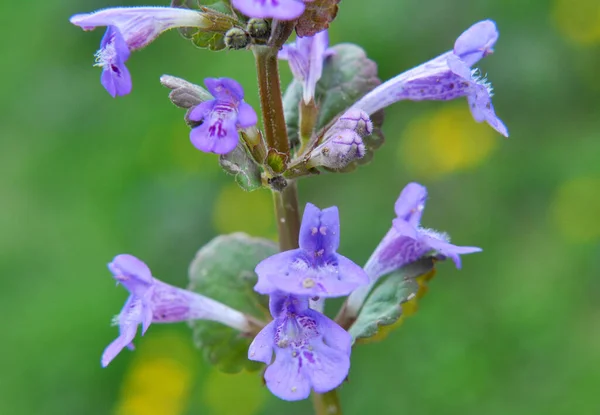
188;233;276;373
219;145;263;192
349;258;436;342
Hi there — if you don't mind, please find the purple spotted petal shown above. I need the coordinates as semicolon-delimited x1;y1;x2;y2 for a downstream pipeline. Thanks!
188;100;215;122
298;203;340;255
255;250;368;297
248;321;276;364
250;294;351;401
237;102;258;128
190;107;240;154
232;0;306;20
454;20;498;67
394;182;427;227
96;27;132;97
103;254;253;366
305;309;351;355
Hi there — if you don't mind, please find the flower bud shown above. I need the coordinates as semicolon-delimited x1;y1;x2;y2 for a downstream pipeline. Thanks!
247;18;270;40
335;109;373;137
225;28;250;50
307;129;365;170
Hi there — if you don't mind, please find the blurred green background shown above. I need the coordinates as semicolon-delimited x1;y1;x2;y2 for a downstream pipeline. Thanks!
2;0;599;414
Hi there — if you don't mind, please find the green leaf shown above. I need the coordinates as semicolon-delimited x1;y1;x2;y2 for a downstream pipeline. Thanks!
219;145;264;192
188;233;277;373
192;30;227;51
349;258;436;342
282;43;384;170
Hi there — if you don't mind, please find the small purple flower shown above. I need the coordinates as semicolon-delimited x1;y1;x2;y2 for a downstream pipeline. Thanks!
348;20;508;137
102;254;251;367
232;0;307;21
95;26;132;97
345;183;481;316
70;7;210;97
365;183;482;281
279;30;334;104
188;78;258;154
248;293;351;401
254;203;369;297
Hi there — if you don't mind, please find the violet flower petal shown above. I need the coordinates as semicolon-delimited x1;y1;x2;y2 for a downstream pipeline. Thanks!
237;102;258;128
264;350;312;400
454;19;498;67
248;321;276;364
279;30;331;104
232;0;306;21
393;182;427;227
96;26;132;97
298;203;340;255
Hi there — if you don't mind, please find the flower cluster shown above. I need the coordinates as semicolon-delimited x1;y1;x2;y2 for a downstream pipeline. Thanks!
69;0;507;408
250;203;368;399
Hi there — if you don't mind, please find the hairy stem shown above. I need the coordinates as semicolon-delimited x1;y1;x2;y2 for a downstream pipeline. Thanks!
253;45;290;157
254;24;343;415
312;389;343;415
272;183;301;251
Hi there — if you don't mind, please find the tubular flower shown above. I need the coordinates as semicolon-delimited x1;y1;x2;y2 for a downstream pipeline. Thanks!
102;254;251;367
188;78;258;154
345;183;482;316
248;293;351;401
279;30;334;104
347;20;508;137
70;7;210;97
232;0;307;21
254;203;369;297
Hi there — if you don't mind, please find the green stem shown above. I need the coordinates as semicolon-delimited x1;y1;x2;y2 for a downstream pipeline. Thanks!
272;182;301;251
253;24;343;415
312;389;343;415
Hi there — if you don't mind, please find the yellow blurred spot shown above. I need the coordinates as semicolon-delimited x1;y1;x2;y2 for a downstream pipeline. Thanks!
213;184;274;237
553;0;600;44
550;176;600;243
399;105;497;180
358;267;437;344
203;369;267;415
114;331;197;415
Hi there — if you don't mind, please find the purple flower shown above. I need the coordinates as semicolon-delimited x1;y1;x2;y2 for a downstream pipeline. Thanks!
102;254;251;367
365;183;482;280
248;293;351;401
188;78;258;154
255;203;369;297
345;183;482;316
279;30;334;104
348;20;508;137
232;0;307;21
70;7;210;97
95;26;132;97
